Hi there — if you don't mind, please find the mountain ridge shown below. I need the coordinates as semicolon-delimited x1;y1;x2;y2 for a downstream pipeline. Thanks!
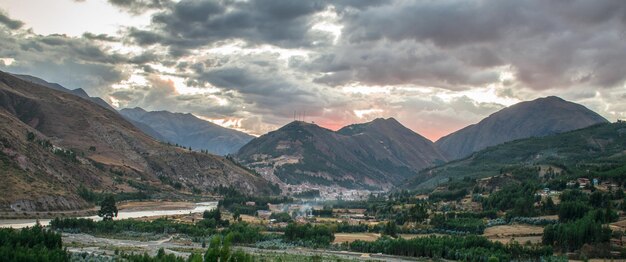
236;118;447;190
0;70;275;213
404;121;626;192
13;74;117;112
120;107;254;155
435;96;609;160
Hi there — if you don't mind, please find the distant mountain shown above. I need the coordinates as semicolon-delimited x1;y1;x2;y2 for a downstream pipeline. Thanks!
236;118;447;190
404;121;626;192
119;108;254;155
435;96;609;160
13;74;116;112
0;71;275;212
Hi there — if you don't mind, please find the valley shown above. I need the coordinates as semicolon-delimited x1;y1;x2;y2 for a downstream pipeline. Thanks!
1;70;625;261
2;1;626;261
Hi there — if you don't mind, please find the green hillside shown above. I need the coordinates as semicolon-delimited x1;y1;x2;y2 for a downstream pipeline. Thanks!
405;121;626;192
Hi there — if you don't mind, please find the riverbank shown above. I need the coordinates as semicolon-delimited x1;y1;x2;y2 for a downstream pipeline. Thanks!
62;232;425;262
0;201;217;228
0;200;208;219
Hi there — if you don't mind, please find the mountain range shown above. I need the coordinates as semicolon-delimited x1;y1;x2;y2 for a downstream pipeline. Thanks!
435;96;609;160
14;74;254;155
13;74;171;142
1;70;616;210
404;121;626;192
236;118;447;190
120;108;254;155
0;70;275;212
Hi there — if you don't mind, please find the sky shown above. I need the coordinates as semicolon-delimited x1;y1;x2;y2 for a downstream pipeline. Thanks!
0;0;625;141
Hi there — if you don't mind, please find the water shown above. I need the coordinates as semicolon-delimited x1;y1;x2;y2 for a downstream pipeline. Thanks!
0;201;217;228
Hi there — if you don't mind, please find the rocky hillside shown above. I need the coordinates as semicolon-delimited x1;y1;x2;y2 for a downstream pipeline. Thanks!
0;71;275;213
15;74;167;142
120;108;253;155
236;118;447;190
435;96;608;160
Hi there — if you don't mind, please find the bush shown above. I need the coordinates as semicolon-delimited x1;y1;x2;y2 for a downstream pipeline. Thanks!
50;218;215;237
543;214;612;252
349;235;552;261
0;224;68;261
558;201;590;222
431;215;486;234
269;212;292;223
284;223;334;247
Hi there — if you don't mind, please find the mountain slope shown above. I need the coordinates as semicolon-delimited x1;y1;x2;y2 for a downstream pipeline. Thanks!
120;108;254;155
14;74;117;112
13;74;169;142
236;118;447;190
435;96;608;160
0;71;275;213
405;121;626;192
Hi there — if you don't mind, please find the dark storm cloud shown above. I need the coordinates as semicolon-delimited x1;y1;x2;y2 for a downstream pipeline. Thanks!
4;0;626;136
110;0;626;134
200;67;310;97
128;0;330;48
0;11;24;30
305;40;500;90
341;0;625;47
82;32;119;42
0;26;129;97
108;0;171;14
305;0;626;91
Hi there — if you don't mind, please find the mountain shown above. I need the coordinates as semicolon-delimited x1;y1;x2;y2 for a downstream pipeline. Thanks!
236;118;447;190
12;74;168;142
119;108;254;155
404;121;626;192
435;96;609;160
13;74;116;112
0;71;276;213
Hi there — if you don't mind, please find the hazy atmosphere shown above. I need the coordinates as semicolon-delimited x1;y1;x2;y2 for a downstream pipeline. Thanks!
1;0;625;140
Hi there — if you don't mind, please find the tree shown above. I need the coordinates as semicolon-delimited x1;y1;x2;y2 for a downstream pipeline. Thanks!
383;221;398;238
542;197;556;214
204;237;221;262
98;195;118;221
26;131;35;141
558;201;589;222
157;248;166;258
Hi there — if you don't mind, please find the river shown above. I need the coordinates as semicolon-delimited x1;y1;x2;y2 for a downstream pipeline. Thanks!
0;201;217;228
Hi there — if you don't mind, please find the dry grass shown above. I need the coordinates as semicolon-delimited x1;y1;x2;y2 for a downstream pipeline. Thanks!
483;224;544;244
610;218;626;232
333;233;380;243
315;217;341;223
483;224;544;237
240;214;262;223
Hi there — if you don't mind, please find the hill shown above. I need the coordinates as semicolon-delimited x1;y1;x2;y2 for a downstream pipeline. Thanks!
435;96;608;160
405;121;626;192
119;107;254;155
14;74;117;112
0;71;276;213
14;74;167;142
236;118;447;190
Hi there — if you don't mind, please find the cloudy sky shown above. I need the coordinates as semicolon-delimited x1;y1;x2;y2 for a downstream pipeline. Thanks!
1;0;625;140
